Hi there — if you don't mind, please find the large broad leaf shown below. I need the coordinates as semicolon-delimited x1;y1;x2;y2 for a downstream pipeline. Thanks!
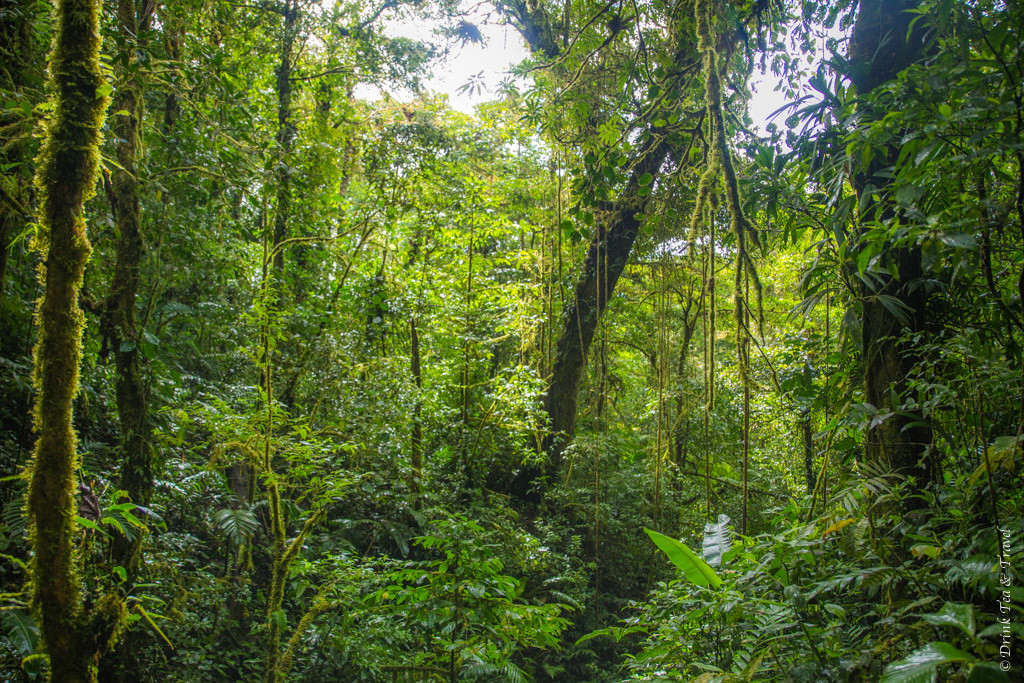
967;436;1020;492
966;663;1010;682
644;528;722;589
880;642;977;683
702;514;731;568
920;603;976;638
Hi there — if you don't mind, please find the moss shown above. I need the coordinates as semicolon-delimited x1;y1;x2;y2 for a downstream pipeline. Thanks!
696;0;763;383
26;0;111;679
107;3;151;573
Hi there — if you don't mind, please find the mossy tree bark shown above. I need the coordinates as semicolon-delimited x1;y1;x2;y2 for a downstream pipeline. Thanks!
410;317;424;503
27;0;121;678
848;0;934;484
106;0;154;578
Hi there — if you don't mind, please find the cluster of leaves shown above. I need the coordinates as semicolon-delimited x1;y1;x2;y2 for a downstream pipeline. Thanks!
619;475;1021;681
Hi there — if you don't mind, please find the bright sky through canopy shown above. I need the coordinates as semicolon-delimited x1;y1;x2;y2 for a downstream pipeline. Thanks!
358;6;798;133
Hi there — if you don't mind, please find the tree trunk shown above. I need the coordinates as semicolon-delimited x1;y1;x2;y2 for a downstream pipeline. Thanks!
672;292;700;467
510;138;669;500
272;0;297;274
802;412;814;494
0;207;13;313
848;0;933;483
107;0;153;578
410;316;424;505
27;0;120;677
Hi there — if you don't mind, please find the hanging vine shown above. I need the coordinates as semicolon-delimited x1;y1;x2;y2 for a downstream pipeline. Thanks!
695;0;763;380
690;0;764;526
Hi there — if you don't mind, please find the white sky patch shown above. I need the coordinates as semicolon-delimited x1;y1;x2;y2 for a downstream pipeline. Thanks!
748;22;848;134
748;73;790;133
357;9;839;134
353;8;529;113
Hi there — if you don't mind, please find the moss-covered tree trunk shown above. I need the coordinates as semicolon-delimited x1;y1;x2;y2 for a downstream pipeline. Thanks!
848;0;934;483
27;0;121;679
410;316;424;504
106;0;152;578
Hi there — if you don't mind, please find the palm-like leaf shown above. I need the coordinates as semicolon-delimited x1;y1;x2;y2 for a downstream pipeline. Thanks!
1;610;38;657
213;507;258;546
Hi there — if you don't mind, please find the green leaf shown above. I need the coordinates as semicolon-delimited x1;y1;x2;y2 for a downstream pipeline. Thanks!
966;663;1009;682
1;610;38;657
22;652;45;675
213;507;258;546
910;544;941;559
644;528;722;589
857;242;878;275
112;565;127;582
96;82;113;98
939;233;976;250
701;514;731;568
135;603;174;650
895;183;925;206
638;172;653;186
938;104;952;118
968;436;1020;491
920;603;976;638
880;642;977;683
76;515;110;536
271;609;287;631
876;294;913;326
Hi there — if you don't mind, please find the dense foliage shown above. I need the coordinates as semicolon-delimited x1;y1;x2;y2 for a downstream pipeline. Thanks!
1;0;1022;680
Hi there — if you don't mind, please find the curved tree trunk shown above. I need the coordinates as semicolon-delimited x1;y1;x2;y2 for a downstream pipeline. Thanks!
27;0;121;678
511;138;669;500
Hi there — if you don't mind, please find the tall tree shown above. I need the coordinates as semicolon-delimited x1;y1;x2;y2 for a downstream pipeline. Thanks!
846;0;932;482
504;0;768;500
105;0;154;577
27;0;125;678
499;0;692;499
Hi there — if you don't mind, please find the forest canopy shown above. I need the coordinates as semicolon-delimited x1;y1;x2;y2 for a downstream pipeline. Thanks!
0;0;1022;680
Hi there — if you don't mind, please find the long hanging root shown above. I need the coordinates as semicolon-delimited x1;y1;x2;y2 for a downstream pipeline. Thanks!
695;0;764;382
